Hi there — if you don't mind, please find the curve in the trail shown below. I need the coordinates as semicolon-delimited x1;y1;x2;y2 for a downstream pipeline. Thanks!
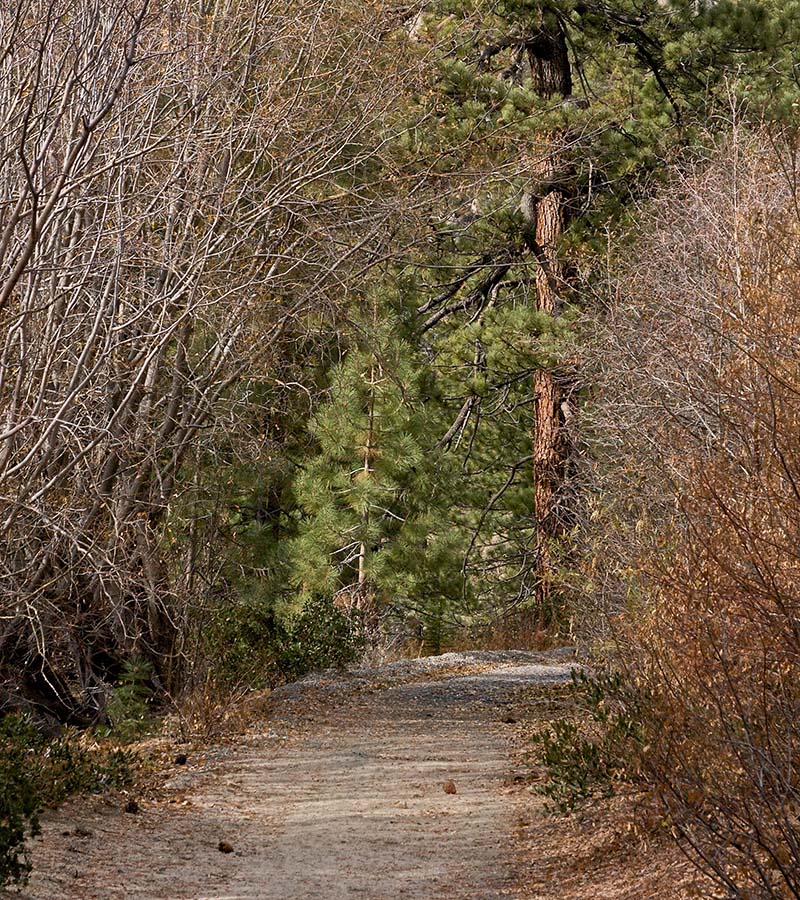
14;652;575;900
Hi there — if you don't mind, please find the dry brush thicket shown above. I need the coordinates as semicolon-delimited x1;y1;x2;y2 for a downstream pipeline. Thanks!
590;132;800;898
0;0;425;723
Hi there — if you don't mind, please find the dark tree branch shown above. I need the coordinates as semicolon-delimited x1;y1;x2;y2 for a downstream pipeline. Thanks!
421;262;512;332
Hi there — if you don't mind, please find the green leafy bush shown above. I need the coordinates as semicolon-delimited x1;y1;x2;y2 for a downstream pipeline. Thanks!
211;598;290;688
276;595;366;682
212;594;366;688
0;715;42;887
0;713;135;888
533;670;647;812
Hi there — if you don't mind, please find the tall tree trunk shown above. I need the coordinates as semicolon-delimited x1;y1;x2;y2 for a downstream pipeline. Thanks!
357;297;380;613
358;359;375;592
527;15;574;622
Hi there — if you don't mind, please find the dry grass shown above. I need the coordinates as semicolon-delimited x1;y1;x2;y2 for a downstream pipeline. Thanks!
445;614;561;654
513;791;705;900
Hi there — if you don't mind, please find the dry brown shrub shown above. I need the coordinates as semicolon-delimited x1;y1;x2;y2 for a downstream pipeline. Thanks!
590;128;800;898
166;676;258;743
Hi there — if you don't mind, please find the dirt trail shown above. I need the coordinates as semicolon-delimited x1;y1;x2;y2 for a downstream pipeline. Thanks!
13;650;575;900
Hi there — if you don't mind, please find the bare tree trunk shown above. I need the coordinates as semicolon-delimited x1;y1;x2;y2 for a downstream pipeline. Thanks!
356;295;383;624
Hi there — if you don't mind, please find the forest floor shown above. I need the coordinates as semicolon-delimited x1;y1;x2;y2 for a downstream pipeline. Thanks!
8;650;703;899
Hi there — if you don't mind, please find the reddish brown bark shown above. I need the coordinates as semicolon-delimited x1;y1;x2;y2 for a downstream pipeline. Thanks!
527;17;574;620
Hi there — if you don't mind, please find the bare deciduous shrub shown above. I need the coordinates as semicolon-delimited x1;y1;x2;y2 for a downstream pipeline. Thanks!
588;129;800;897
0;0;426;723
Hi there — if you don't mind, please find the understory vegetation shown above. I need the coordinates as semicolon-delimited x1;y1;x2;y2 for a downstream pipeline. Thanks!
0;715;135;886
1;0;800;893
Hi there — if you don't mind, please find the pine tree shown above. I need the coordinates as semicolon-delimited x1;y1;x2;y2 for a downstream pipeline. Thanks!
290;291;468;642
395;0;800;627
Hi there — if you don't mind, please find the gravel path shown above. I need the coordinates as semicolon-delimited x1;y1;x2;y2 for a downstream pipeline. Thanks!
12;650;575;900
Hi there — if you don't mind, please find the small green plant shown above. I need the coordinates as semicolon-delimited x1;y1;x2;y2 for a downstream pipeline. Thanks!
533;670;647;812
0;713;136;888
103;658;155;740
